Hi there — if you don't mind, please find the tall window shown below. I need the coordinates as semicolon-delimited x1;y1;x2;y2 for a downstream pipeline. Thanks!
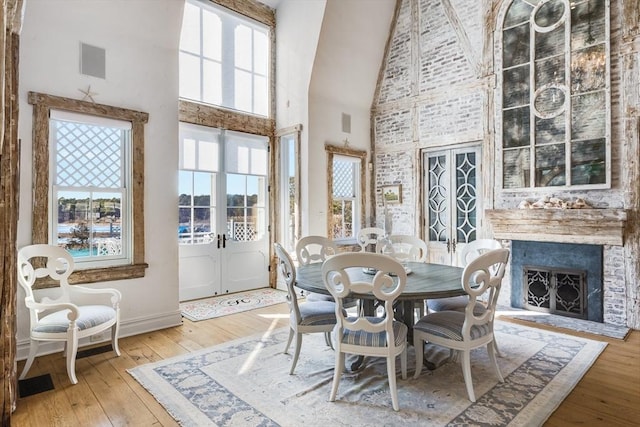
180;0;270;116
326;145;366;242
500;0;610;189
50;111;131;266
29;91;148;284
277;126;301;253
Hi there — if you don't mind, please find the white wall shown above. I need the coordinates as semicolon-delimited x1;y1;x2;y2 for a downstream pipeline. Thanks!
307;0;395;236
16;0;184;358
274;0;326;237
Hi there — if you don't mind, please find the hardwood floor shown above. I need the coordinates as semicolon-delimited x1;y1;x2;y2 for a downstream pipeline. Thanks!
11;304;640;426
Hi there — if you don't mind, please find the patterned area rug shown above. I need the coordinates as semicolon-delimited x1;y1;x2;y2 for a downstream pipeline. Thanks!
128;321;606;426
180;288;288;321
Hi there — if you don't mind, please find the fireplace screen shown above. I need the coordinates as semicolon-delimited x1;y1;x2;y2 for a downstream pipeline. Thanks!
524;267;586;319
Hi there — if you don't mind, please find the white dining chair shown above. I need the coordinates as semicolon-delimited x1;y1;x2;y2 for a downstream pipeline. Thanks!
17;244;122;385
414;248;510;402
377;234;429;317
322;252;408;411
274;242;338;374
426;238;505;355
356;227;386;253
295;235;357;309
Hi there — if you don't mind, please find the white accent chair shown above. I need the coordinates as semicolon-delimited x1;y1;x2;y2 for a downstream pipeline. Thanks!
17;244;122;385
356;227;386;253
275;242;338;375
295;236;358;309
426;238;504;354
376;234;428;263
413;248;510;402
322;252;408;411
377;234;429;317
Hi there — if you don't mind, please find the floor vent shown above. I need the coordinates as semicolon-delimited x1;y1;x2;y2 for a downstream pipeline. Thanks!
19;374;54;397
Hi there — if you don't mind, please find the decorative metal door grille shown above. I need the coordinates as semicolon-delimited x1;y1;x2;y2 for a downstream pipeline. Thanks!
427;151;478;244
524;266;586;319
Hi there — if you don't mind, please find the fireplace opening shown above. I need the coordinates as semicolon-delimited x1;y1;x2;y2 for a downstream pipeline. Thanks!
524;266;587;319
511;241;603;323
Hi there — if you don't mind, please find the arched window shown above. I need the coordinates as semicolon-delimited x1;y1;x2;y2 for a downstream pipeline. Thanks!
500;0;610;189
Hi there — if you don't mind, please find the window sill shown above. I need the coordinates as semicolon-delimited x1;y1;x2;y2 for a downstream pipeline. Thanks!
34;263;149;289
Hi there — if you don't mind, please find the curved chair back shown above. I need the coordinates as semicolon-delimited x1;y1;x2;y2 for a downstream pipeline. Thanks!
460;248;510;338
458;238;502;267
377;234;428;263
322;252;408;411
274;242;302;322
356;227;386;252
322;252;405;341
18;244;75;320
295;235;338;266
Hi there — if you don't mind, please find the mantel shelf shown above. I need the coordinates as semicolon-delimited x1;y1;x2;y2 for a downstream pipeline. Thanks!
485;209;628;246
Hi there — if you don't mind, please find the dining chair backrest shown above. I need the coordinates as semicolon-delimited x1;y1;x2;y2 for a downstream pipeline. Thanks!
377;234;428;263
322;252;406;338
356;227;386;252
295;235;338;266
460;248;510;338
458;238;502;267
274;242;302;322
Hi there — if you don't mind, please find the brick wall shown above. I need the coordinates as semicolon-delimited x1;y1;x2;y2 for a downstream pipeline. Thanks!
372;0;638;327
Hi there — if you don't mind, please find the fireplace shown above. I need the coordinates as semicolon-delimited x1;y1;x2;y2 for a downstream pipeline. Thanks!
511;241;603;322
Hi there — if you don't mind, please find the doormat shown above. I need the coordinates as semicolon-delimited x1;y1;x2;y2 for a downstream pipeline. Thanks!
129;321;607;426
180;288;288;321
18;374;54;398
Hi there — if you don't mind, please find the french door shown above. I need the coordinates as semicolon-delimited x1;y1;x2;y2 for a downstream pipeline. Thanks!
178;123;269;301
423;146;481;266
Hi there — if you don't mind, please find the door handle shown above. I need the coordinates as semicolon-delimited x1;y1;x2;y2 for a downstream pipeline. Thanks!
451;238;457;253
446;239;450;253
223;234;227;248
217;234;221;249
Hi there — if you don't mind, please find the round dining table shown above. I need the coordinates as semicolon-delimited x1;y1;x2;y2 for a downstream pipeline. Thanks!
295;260;466;338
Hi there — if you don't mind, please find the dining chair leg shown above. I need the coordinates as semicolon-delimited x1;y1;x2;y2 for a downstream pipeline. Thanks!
289;333;303;375
283;327;294;354
460;350;475;402
413;335;424;379
19;340;39;380
387;355;400;411
329;351;345;402
488;341;504;382
401;348;407;379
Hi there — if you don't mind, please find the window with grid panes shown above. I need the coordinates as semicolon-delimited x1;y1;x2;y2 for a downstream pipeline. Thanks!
331;155;360;241
500;0;610;190
51;111;131;267
179;0;270;116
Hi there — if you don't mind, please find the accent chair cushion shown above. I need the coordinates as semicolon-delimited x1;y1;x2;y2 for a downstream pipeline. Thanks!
341;316;407;347
427;296;486;315
34;305;116;333
414;311;491;341
298;301;337;326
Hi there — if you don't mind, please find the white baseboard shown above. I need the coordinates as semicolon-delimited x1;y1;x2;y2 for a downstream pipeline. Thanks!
17;309;183;361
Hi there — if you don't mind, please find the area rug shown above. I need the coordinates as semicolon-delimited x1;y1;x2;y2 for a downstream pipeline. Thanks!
180;288;288;321
128;321;606;426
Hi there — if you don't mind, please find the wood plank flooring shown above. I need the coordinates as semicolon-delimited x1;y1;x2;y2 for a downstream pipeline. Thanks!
11;304;640;426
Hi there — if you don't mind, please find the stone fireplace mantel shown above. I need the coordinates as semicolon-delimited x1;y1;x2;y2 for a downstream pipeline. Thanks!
485;209;628;246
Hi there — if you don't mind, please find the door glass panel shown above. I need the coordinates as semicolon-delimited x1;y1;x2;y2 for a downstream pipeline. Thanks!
427;155;448;243
455;152;477;244
226;173;266;242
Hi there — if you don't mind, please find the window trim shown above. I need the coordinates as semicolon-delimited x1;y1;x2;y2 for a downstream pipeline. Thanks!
29;91;149;287
325;144;366;242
